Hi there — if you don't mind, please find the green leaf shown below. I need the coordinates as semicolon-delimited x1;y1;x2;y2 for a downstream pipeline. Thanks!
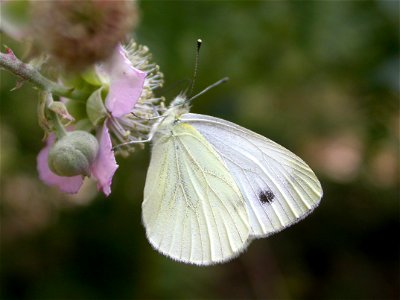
86;88;107;126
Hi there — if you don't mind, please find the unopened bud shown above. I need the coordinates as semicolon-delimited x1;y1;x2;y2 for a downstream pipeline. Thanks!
48;101;75;122
48;131;99;176
31;0;138;71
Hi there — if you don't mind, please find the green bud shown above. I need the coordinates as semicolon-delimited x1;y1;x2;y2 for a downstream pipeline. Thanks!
48;101;75;122
48;131;99;177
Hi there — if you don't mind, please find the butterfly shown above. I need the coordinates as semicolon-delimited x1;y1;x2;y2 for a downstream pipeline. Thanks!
140;83;323;265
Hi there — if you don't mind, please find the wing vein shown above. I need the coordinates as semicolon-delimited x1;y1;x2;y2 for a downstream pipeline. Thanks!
177;137;238;249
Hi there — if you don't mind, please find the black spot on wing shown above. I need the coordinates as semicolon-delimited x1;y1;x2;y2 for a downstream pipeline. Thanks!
259;190;275;204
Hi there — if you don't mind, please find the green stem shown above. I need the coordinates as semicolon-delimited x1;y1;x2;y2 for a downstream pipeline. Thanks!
40;91;67;139
52;112;68;139
0;51;88;101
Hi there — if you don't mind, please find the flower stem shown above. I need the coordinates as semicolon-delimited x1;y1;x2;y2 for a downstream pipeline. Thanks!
40;91;67;139
52;112;68;139
0;49;88;100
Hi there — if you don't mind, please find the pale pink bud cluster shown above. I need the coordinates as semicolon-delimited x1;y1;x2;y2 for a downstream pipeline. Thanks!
31;0;138;71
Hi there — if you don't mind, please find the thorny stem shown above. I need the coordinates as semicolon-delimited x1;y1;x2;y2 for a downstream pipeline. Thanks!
0;49;88;101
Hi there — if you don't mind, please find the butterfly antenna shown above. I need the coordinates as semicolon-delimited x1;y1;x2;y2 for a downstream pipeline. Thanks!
187;77;229;103
188;39;202;98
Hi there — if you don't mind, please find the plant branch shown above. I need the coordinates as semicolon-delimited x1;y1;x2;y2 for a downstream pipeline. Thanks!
0;49;88;100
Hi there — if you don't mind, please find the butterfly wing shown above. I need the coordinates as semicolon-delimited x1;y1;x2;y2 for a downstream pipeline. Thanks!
182;113;323;238
143;122;250;265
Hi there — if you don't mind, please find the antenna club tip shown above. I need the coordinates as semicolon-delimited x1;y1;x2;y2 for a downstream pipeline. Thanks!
197;39;202;49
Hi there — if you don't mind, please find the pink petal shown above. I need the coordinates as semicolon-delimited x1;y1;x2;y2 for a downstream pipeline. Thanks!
91;123;118;196
105;45;146;118
37;134;83;194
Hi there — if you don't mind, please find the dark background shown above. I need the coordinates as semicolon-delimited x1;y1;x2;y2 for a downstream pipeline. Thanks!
1;1;399;299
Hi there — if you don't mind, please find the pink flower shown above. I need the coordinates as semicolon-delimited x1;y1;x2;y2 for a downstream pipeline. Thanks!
105;45;146;118
37;45;146;196
90;123;118;196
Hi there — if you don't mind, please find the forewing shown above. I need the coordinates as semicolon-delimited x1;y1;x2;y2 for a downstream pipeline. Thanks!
182;113;323;238
143;123;250;265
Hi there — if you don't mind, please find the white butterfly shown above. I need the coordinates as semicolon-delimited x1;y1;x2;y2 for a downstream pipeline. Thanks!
141;91;323;266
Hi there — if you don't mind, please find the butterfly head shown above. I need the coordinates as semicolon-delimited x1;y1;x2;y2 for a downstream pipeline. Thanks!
170;94;188;107
150;94;190;136
167;94;191;117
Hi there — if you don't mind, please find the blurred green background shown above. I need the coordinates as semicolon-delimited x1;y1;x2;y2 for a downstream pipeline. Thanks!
1;1;399;299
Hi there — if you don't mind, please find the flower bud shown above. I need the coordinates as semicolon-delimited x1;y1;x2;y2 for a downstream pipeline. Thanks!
48;131;99;177
31;0;138;71
48;101;75;122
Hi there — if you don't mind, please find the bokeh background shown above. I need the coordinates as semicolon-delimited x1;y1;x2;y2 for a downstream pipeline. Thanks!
1;1;399;299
